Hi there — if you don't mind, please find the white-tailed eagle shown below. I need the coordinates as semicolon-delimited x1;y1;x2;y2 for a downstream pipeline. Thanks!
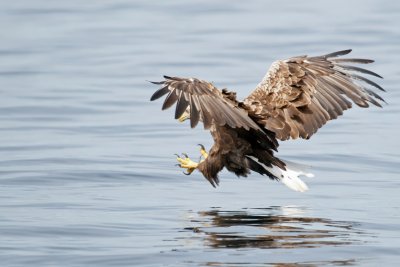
150;49;384;192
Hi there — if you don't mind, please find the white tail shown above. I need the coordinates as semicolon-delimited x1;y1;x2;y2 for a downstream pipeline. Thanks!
249;157;314;192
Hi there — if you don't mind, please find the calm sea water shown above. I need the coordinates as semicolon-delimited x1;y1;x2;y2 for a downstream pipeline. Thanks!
1;0;400;266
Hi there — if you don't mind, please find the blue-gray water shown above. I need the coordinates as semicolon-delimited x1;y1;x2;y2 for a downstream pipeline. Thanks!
1;1;400;266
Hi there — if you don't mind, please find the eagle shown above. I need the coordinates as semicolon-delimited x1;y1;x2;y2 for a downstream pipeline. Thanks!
150;49;385;192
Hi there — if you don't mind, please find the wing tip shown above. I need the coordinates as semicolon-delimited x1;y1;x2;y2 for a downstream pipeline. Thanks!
164;75;183;81
147;80;164;85
150;85;170;102
325;49;352;58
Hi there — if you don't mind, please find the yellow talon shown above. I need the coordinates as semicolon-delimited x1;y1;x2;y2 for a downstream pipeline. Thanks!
176;154;199;175
175;145;208;175
198;144;208;159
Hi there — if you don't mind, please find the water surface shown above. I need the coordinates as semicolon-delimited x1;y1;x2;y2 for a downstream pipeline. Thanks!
1;0;400;266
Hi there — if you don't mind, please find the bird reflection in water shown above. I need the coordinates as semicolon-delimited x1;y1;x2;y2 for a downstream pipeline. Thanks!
183;206;364;250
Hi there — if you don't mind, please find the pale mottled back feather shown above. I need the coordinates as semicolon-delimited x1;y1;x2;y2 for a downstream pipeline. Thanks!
244;49;385;140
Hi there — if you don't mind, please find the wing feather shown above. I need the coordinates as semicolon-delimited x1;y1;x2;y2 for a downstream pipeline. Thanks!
190;95;201;128
244;50;384;140
162;88;179;110
350;74;385;91
331;58;374;64
151;77;262;132
198;96;213;129
336;65;383;78
323;49;352;58
175;90;190;119
150;86;169;101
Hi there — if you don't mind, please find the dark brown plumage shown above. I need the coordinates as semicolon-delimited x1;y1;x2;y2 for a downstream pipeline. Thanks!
150;49;385;191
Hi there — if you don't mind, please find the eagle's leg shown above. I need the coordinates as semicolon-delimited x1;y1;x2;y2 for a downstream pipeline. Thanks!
176;153;199;175
176;145;208;175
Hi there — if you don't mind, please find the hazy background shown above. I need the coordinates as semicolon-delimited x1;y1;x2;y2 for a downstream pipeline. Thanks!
1;0;399;266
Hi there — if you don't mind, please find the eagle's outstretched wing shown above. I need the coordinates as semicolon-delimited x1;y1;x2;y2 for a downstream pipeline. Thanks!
150;76;262;131
244;49;385;140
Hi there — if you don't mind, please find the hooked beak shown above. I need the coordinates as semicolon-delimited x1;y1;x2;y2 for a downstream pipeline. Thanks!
178;110;190;122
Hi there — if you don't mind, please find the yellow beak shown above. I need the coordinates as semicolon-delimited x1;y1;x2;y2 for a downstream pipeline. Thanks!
178;111;190;122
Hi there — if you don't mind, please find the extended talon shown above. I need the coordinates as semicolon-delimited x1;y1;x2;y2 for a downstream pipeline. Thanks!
175;145;208;176
176;153;199;175
198;144;209;159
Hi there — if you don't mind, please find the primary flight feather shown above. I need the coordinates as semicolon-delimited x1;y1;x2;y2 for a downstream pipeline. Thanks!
150;49;384;192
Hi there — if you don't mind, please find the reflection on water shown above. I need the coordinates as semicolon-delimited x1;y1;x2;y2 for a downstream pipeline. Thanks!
182;207;366;266
201;259;357;267
185;207;364;249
